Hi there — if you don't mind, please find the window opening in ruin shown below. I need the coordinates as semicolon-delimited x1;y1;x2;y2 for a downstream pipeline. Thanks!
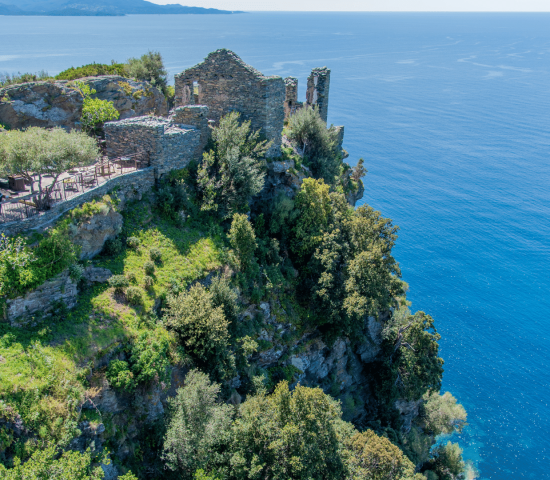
193;81;199;95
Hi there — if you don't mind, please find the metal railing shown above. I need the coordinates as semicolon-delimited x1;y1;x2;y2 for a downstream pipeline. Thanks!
0;151;149;225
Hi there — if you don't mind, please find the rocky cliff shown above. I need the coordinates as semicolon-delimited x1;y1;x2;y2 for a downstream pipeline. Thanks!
0;75;168;131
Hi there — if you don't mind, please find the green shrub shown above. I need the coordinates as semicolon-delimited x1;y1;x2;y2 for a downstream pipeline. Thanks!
108;275;129;293
165;284;233;380
228;213;257;274
127;236;140;249
0;70;51;87
107;359;136;391
125;51;168;93
68;263;84;282
149;247;162;262
129;330;170;384
286;105;341;184
144;275;154;290
56;62;127;81
102;236;123;257
197;111;269;218
144;260;155;275
126;286;144;305
0;223;79;299
127;272;137;284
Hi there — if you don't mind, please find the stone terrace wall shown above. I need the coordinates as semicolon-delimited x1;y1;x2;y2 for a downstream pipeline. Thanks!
174;49;285;157
306;67;331;123
0;168;155;237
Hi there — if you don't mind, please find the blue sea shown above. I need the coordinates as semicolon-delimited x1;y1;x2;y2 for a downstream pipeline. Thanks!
1;11;549;479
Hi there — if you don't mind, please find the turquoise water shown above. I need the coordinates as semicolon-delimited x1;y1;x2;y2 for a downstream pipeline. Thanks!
2;12;549;478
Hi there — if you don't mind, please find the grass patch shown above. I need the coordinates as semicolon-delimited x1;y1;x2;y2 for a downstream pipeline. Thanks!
0;198;227;454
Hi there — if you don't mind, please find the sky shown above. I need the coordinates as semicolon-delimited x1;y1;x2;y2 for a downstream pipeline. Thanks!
149;0;550;12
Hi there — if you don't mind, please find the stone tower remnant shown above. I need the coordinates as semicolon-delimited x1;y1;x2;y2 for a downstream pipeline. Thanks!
174;49;285;157
306;67;331;123
284;77;299;120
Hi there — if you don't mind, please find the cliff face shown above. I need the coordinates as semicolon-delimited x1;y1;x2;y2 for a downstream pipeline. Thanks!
0;75;168;131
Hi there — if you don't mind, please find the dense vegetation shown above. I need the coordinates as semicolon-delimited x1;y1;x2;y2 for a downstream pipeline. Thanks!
0;106;471;479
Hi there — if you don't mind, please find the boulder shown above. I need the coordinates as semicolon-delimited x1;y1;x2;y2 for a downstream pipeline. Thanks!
0;75;167;131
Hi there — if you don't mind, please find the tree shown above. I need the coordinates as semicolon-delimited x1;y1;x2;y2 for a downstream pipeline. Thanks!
426;442;465;480
0;445;104;479
198;112;269;219
286;106;341;184
0;127;98;209
164;284;234;380
291;177;332;259
229;382;348;480
351;157;367;183
228;213;257;274
421;391;467;436
163;369;233;479
73;80;119;135
125;51;168;94
382;308;444;401
345;429;424;480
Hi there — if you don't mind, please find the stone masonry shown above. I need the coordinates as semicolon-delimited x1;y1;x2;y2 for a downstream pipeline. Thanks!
104;116;202;175
174;49;285;157
306;67;331;123
284;77;301;120
169;105;210;160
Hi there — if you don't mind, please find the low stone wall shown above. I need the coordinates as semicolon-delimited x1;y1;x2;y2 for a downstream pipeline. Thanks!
0;168;155;237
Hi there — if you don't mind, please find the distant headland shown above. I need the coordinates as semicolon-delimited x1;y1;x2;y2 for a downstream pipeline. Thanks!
0;0;242;16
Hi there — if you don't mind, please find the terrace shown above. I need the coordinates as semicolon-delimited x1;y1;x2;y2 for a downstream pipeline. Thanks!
0;151;149;224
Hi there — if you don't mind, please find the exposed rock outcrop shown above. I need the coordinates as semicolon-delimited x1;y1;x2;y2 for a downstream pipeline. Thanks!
70;207;123;260
4;270;77;325
0;75;168;131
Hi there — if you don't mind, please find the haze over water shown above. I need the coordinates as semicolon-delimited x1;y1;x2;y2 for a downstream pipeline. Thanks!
2;11;549;479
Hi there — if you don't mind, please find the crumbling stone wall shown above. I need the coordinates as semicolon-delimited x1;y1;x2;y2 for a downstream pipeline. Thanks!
306;67;331;123
174;49;285;157
169;105;210;160
104;116;202;175
284;77;299;120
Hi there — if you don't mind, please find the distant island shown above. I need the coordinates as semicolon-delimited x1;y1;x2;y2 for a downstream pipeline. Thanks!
0;0;242;16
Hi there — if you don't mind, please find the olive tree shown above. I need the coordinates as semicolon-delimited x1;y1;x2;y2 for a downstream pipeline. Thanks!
0;127;98;209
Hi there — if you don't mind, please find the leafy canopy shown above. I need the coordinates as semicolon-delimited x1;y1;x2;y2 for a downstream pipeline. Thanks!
198;112;269;219
164;284;234;380
0;126;98;207
125;51;168;94
286;105;341;184
0;445;104;480
163;369;233;479
72;80;119;135
228;213;258;274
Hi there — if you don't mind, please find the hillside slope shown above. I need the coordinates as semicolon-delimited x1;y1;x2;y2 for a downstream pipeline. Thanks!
0;0;241;16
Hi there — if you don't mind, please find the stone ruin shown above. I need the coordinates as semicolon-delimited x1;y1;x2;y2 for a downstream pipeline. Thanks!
105;49;333;171
104;105;209;176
